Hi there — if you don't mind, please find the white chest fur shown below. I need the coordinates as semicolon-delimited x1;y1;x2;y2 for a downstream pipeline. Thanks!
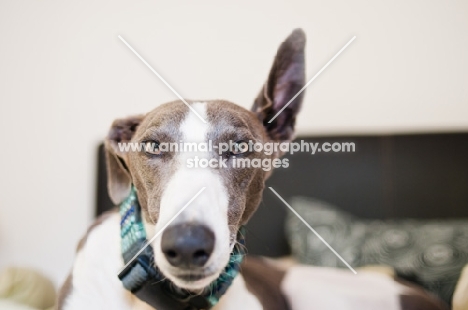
60;212;262;310
60;211;415;310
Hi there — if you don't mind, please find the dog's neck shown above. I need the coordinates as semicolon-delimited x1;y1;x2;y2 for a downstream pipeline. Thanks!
118;185;246;310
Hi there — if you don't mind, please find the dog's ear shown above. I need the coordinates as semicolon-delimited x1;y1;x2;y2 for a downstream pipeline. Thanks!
252;29;306;142
104;115;145;205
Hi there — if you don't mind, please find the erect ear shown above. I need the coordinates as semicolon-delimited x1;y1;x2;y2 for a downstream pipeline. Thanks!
104;114;145;205
252;29;306;142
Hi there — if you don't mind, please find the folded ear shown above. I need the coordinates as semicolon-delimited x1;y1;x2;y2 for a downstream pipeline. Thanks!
104;115;145;205
252;29;306;142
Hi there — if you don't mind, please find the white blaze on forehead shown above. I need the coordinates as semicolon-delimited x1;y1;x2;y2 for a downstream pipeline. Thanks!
153;102;231;288
180;102;209;144
158;101;220;224
160;101;228;224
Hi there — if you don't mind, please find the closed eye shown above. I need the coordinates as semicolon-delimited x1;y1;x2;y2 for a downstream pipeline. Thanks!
228;140;250;156
142;140;162;156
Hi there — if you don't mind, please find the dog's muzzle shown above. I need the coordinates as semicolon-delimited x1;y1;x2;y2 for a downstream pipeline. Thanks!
118;185;246;310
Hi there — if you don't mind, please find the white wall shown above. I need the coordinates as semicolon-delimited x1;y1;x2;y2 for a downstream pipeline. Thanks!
1;0;467;287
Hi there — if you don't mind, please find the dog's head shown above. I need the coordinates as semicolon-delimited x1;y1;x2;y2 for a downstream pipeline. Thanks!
105;29;306;291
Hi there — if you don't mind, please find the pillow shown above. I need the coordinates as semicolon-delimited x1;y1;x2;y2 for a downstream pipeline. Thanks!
0;267;56;310
0;300;37;310
285;197;468;304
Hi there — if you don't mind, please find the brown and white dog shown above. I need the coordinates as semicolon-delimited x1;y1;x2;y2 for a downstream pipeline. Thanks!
57;30;448;310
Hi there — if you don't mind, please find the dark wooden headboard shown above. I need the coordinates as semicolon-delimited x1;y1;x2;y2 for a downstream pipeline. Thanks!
96;132;468;257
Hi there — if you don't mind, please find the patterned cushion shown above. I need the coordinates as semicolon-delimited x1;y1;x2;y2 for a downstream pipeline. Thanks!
285;197;468;304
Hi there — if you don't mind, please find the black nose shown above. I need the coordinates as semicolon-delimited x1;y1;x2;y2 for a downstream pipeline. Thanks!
161;224;215;268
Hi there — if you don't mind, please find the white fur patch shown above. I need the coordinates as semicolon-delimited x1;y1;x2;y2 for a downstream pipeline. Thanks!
213;275;262;310
281;266;406;310
64;213;134;310
152;102;231;290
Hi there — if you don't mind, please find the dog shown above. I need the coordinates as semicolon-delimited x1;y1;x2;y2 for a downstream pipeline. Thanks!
57;29;448;310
